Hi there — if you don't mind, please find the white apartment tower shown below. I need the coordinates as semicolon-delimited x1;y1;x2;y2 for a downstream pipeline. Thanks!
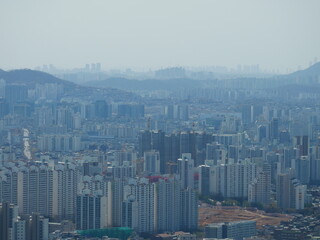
53;163;79;221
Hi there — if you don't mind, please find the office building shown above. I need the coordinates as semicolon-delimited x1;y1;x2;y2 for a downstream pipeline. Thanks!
204;223;223;238
205;220;256;240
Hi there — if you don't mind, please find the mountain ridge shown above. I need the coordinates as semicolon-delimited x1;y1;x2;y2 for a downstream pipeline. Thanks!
288;62;320;77
82;62;320;91
0;69;75;88
0;68;140;102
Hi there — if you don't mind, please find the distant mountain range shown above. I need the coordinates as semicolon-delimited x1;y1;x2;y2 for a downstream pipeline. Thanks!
82;62;320;92
0;69;140;101
1;62;320;99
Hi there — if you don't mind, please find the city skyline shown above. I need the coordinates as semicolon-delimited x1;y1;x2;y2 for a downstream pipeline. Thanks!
2;1;320;239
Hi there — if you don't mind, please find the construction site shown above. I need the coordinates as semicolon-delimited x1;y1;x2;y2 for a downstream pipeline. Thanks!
199;203;293;229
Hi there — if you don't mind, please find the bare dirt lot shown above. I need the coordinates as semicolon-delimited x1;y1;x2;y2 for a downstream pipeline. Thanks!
199;204;293;229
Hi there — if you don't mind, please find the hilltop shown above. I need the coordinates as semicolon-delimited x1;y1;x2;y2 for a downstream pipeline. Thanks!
0;69;140;102
0;69;75;89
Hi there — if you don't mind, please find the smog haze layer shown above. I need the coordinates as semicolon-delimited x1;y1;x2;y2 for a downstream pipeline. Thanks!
1;0;320;72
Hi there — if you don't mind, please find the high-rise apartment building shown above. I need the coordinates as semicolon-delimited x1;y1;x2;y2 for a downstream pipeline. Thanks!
0;202;19;240
276;172;306;210
177;153;194;190
269;118;279;141
206;142;227;165
76;192;108;230
180;187;198;232
111;178;126;227
26;213;49;240
310;145;320;184
293;156;310;184
0;162;79;221
5;84;28;110
122;194;138;230
248;164;271;205
117;104;144;119
123;178;156;233
209;161;257;199
94;100;109;119
293;136;309;156
22;165;53;217
144;150;161;174
117;176;198;234
155;178;181;233
198;165;210;196
53;163;79;221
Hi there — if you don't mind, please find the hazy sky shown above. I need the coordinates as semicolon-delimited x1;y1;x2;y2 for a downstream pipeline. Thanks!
1;0;320;72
